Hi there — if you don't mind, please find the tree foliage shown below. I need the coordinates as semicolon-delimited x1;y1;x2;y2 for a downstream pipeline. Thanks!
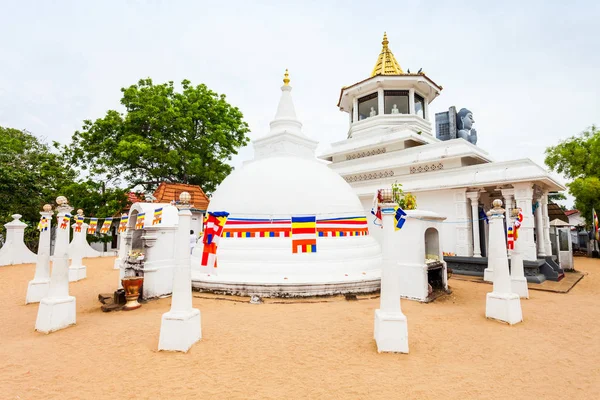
69;78;250;194
545;125;600;226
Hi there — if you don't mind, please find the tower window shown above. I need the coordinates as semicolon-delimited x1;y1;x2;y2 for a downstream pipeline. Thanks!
384;90;409;114
358;93;378;120
415;93;425;118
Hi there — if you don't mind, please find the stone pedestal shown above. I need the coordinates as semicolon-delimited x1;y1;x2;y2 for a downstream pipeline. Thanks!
485;199;523;325
158;194;201;352
36;200;76;333
0;214;37;266
26;208;53;303
69;215;87;282
510;220;529;299
373;203;408;353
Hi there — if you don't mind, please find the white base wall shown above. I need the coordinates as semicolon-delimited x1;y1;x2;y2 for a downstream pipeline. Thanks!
485;291;523;325
142;260;175;299
35;296;76;333
398;262;448;302
511;277;529;299
158;309;202;352
68;265;87;282
26;279;50;304
373;309;409;353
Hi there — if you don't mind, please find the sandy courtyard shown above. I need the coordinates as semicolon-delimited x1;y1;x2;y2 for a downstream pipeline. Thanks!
1;257;600;399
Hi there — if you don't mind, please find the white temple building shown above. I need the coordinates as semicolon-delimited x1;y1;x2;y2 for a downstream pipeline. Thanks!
319;33;566;283
191;71;382;296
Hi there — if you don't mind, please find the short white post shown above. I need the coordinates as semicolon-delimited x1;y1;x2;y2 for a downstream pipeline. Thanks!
0;214;37;266
26;205;53;303
510;209;529;298
158;192;201;352
35;196;76;333
485;199;523;325
68;209;87;282
373;202;409;353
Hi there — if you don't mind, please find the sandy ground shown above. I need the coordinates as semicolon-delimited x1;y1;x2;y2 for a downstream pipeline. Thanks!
1;257;599;400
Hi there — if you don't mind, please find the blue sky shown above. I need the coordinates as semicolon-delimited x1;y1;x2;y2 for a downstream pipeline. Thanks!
1;1;599;206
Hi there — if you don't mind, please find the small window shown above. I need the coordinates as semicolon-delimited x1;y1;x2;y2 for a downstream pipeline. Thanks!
384;90;409;114
559;229;570;251
415;93;425;118
358;93;378;120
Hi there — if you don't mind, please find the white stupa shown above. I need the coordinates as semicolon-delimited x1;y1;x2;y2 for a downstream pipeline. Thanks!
191;70;382;297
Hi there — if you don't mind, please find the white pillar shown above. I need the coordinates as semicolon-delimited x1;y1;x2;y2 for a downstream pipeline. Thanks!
352;97;358;123
377;88;384;115
534;200;546;257
510;209;530;298
454;189;471;256
0;214;37;266
423;99;429;120
35;197;76;333
26;206;53;303
541;193;552;256
373;202;409;354
409;88;415;115
158;192;201;352
485;199;523;325
467;191;482;258
68;210;87;282
512;183;537;261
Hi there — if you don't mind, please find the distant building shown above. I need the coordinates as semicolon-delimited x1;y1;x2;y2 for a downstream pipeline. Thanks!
152;182;209;235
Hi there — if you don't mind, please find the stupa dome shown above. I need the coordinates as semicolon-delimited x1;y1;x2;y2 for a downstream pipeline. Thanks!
191;71;382;297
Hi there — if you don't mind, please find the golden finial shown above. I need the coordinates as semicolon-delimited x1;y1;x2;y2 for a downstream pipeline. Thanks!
382;32;389;47
371;32;403;76
283;69;290;86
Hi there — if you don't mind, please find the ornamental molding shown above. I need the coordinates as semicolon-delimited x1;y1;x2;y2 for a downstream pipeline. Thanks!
345;147;386;161
344;170;394;183
409;162;444;174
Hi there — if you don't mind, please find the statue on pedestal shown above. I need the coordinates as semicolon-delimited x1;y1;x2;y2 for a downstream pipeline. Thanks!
391;104;399;114
370;107;377;117
456;108;477;145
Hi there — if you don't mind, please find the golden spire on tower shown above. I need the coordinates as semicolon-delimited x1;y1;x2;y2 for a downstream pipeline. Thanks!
370;32;404;76
283;69;290;86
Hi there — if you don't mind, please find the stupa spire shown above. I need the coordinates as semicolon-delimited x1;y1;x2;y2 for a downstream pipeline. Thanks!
370;32;403;76
270;69;302;136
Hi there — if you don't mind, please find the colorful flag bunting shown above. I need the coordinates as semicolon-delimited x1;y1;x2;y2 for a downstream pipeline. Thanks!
118;215;129;233
135;213;145;230
74;215;84;232
100;218;113;234
59;214;71;230
153;208;163;225
88;218;98;234
594;209;599;241
291;216;317;253
201;211;229;268
394;206;407;230
37;216;49;232
513;209;523;240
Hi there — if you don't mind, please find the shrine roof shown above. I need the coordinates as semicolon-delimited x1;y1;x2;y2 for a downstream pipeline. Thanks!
153;182;209;211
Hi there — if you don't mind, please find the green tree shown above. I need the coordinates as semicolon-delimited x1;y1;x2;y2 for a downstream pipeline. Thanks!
545;125;600;226
69;78;250;194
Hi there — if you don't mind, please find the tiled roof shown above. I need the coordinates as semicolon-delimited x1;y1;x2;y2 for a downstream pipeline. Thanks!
153;182;209;211
548;202;569;223
565;210;580;216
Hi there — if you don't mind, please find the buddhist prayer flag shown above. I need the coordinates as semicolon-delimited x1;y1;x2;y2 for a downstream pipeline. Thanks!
507;226;515;250
135;213;145;230
291;216;317;253
201;211;230;268
223;218;292;238
394;207;407;230
118;215;129;233
37;217;49;232
513;209;523;241
594;209;599;241
100;218;113;234
59;214;71;230
316;216;369;237
74;215;84;232
153;208;163;225
87;218;98;234
370;191;382;227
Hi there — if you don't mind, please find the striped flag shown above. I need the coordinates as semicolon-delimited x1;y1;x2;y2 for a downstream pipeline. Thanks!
507;226;514;250
37;217;49;232
594;209;599;241
118;214;129;233
59;214;71;230
316;216;369;237
201;211;229;268
88;218;98;234
100;218;113;234
513;209;523;240
74;215;84;232
153;208;163;225
223;218;291;238
291;216;317;253
135;213;145;230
